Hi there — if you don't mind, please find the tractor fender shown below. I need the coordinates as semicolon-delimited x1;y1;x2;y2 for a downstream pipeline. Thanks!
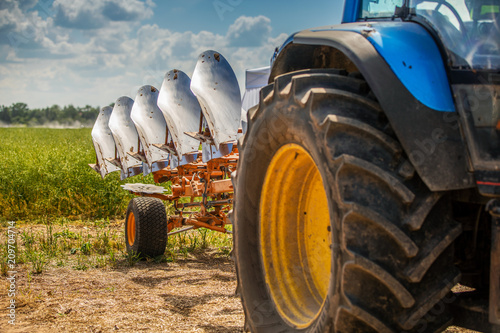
271;23;475;191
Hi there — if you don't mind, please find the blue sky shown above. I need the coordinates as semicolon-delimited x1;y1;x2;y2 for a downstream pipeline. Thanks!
0;0;344;108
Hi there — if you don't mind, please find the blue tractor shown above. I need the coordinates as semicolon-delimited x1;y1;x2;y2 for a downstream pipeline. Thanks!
232;0;500;331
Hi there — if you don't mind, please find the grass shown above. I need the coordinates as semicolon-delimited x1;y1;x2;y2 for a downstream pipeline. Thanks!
0;128;233;274
0;128;155;222
0;220;233;275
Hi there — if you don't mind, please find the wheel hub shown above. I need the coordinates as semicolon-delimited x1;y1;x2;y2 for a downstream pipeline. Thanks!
260;143;332;328
127;212;136;246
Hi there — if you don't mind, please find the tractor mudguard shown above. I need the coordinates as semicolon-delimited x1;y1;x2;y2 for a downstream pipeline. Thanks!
273;24;475;191
309;22;455;112
130;85;170;174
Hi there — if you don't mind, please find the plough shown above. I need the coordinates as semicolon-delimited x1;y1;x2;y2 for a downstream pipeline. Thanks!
89;50;242;257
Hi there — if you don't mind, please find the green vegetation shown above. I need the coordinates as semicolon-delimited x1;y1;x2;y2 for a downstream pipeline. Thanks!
0;128;232;275
0;221;232;275
0;128;233;274
0;103;100;127
0;128;152;222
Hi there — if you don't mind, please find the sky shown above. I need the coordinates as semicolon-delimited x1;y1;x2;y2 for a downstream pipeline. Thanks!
0;0;344;109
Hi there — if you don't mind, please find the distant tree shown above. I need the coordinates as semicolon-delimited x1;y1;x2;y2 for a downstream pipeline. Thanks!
63;105;78;120
0;102;104;127
10;103;29;124
0;105;11;124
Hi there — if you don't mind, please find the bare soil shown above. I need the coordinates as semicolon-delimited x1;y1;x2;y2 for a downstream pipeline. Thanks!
0;252;243;333
0;224;480;333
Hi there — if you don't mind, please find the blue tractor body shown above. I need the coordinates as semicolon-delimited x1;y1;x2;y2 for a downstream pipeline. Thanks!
276;21;457;112
307;22;456;112
270;0;500;194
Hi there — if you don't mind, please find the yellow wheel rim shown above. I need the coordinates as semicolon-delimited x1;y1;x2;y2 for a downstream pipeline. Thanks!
260;143;332;328
127;212;136;246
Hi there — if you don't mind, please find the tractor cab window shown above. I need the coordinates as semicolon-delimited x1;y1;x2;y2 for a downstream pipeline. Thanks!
359;0;500;70
411;0;500;70
360;0;405;17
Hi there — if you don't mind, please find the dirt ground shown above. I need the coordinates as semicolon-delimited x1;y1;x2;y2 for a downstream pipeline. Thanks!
0;231;480;333
0;252;244;333
0;258;482;333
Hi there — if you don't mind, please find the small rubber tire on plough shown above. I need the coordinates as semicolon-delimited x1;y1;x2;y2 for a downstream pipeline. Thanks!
233;69;462;332
125;197;168;258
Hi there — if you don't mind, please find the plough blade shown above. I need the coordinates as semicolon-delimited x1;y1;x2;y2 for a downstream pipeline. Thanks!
90;106;121;178
170;153;199;169
130;85;170;172
91;49;243;182
90;49;247;254
191;50;242;149
202;142;234;163
108;96;143;179
157;69;202;157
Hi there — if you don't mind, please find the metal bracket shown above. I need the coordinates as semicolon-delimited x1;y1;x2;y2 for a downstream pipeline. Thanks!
153;143;177;155
184;131;214;145
487;199;500;326
88;163;100;174
127;151;147;163
105;158;122;169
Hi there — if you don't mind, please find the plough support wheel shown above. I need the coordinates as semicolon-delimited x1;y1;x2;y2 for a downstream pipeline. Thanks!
125;197;168;258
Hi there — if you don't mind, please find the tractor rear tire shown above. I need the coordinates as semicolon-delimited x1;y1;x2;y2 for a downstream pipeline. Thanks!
233;69;462;332
125;197;168;258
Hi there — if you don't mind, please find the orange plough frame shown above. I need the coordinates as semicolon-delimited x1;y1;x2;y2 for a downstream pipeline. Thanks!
123;148;239;235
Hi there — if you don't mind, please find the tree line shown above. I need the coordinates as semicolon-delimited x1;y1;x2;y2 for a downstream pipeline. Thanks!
0;103;101;127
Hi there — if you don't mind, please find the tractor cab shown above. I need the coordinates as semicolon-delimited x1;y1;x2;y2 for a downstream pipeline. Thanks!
358;0;500;70
352;0;500;197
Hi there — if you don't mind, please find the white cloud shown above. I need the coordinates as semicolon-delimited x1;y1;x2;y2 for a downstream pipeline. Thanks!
18;0;38;10
0;7;289;108
52;0;154;29
0;0;17;11
227;15;272;47
0;1;51;48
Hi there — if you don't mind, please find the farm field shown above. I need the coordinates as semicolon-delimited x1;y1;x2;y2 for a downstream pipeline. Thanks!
0;128;147;222
0;221;239;333
0;129;480;332
0;128;241;332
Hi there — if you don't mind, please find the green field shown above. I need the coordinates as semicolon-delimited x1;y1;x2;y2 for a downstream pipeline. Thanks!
0;128;154;222
0;128;232;275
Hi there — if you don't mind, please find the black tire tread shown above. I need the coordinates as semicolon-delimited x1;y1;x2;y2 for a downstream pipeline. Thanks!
235;69;461;332
345;204;419;258
348;253;416;308
339;306;395;333
125;197;167;258
404;192;445;231
319;114;402;157
403;223;462;283
336;154;416;204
